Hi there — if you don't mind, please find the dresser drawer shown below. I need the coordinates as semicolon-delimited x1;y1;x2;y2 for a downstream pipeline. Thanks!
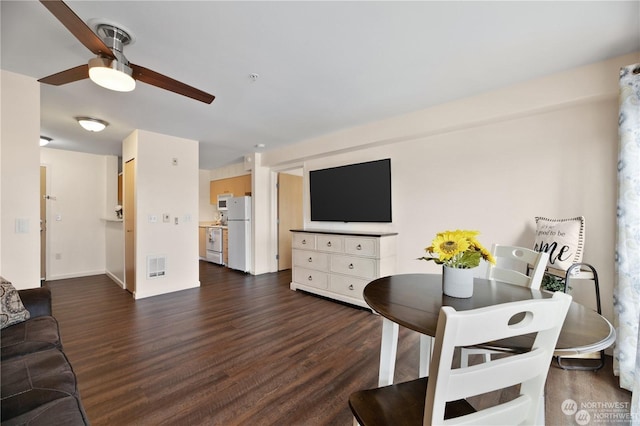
317;235;344;253
293;268;328;290
293;249;329;271
345;237;378;257
330;275;370;299
292;233;316;250
330;255;377;279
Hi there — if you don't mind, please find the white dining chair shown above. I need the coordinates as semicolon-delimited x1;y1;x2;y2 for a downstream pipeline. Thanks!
349;291;572;426
460;244;549;367
487;244;549;289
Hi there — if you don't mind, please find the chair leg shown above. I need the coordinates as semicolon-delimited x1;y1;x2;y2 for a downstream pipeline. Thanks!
557;263;604;371
460;348;491;367
556;350;605;371
460;347;470;368
419;334;433;377
537;390;546;425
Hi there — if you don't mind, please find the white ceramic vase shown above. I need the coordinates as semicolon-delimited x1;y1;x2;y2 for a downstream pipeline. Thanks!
442;266;475;298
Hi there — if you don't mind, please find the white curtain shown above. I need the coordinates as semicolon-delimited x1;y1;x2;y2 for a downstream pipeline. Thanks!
615;63;640;423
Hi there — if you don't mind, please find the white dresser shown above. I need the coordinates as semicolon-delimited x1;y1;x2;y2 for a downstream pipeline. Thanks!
290;230;397;309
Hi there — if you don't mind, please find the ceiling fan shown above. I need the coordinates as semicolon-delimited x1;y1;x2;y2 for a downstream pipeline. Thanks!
37;0;215;104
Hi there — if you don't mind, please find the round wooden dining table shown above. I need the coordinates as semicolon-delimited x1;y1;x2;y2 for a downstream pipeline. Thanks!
363;273;616;387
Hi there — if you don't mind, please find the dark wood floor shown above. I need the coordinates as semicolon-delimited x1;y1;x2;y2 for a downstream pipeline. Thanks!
45;262;630;425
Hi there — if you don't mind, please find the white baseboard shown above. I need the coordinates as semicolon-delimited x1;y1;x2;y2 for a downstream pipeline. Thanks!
133;281;200;300
45;269;106;281
105;271;125;288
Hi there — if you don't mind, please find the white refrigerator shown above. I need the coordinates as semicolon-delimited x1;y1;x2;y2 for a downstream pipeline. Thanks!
227;196;251;272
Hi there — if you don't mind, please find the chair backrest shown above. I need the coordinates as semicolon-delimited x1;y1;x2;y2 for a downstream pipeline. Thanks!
487;244;549;290
424;291;572;425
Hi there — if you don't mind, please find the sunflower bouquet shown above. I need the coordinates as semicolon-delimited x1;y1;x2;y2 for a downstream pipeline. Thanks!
419;229;495;269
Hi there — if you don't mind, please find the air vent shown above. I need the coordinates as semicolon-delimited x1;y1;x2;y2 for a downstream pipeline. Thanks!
147;255;166;279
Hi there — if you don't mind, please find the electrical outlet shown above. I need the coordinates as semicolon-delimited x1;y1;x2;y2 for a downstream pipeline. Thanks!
174;217;179;225
163;214;170;223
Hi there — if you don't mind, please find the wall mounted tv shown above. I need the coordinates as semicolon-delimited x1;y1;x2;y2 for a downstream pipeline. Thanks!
310;158;392;223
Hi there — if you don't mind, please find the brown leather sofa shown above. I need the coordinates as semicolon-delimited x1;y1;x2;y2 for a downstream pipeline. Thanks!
1;287;89;425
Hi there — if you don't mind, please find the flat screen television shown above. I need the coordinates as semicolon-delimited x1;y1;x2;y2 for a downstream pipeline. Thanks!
309;159;392;223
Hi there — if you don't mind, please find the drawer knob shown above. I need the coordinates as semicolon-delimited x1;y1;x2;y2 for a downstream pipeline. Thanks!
327;241;332;247
308;275;313;281
348;284;354;290
302;239;307;245
349;263;354;269
308;257;313;262
356;244;362;250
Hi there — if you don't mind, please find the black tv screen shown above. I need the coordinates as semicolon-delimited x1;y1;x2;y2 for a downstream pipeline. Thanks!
310;159;392;223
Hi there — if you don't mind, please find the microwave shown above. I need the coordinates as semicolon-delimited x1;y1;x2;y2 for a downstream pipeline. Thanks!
217;194;233;210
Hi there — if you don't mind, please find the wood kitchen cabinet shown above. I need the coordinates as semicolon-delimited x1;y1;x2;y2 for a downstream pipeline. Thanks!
210;174;251;203
222;228;229;265
198;227;207;259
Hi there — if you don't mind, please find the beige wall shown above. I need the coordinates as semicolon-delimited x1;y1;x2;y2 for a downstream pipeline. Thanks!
123;130;200;299
0;70;40;288
198;170;216;223
40;148;115;280
257;52;640;324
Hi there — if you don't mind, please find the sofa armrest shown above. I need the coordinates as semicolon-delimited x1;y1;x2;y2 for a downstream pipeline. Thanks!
18;287;52;318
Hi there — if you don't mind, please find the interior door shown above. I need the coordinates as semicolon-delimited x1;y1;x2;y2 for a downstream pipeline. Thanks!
40;166;47;281
277;172;303;271
124;159;136;294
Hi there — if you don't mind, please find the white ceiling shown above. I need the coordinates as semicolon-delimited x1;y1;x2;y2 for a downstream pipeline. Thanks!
2;1;639;169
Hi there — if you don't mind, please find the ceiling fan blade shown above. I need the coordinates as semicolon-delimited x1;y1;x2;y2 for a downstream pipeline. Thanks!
40;0;115;59
130;63;215;104
38;64;89;85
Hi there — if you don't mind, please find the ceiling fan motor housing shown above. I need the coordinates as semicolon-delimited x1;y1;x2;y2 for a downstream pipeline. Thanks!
96;24;132;64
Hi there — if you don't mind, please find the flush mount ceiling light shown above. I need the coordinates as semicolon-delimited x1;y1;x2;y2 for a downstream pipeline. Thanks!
40;136;52;146
76;117;109;132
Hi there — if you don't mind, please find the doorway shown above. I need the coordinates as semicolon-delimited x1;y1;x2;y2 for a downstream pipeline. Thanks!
40;166;47;280
277;170;303;271
124;159;136;294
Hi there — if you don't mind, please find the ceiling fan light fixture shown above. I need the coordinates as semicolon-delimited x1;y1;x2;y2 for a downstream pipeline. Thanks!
76;117;109;132
40;136;52;146
88;57;136;92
